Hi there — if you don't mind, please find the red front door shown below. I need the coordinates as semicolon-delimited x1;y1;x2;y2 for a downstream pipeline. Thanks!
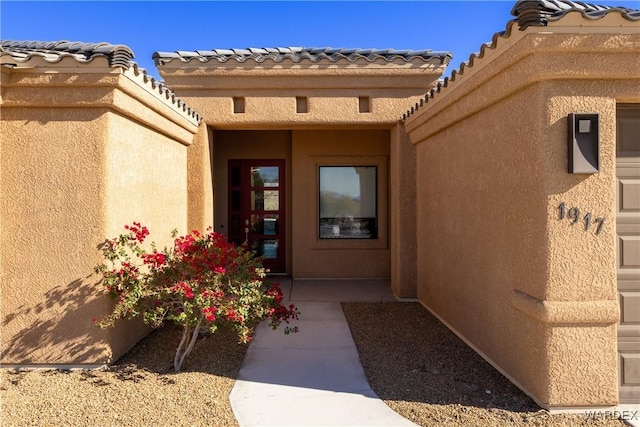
228;160;286;273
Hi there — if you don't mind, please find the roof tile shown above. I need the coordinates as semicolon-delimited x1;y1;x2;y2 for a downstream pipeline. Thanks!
153;46;452;67
0;40;134;68
402;0;640;121
511;0;640;29
1;39;202;125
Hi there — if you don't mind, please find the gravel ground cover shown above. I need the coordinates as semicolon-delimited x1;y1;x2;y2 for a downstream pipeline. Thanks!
0;324;247;427
1;302;626;427
342;302;625;427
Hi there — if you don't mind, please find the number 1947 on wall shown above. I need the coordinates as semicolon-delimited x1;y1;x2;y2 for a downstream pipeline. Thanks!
558;202;605;235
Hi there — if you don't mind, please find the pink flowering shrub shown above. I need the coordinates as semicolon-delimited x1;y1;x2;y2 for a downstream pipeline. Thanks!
94;223;299;372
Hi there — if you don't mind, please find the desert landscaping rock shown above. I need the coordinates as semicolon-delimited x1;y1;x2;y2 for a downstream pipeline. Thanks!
1;324;247;427
342;302;624;427
1;303;626;426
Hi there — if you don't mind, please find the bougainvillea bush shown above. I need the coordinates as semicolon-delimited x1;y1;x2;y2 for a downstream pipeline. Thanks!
94;223;299;372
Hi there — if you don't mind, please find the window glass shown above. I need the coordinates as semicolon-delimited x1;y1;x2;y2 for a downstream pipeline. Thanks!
319;166;377;239
250;166;279;187
250;214;279;235
251;239;279;259
251;190;279;211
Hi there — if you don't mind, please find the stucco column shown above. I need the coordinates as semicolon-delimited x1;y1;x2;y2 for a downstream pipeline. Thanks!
187;125;214;232
508;88;620;407
538;90;618;406
390;123;417;298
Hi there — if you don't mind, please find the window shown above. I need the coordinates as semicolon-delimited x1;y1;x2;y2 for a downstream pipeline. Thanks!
319;166;377;239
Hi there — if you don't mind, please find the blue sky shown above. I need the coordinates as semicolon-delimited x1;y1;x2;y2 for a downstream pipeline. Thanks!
2;1;638;79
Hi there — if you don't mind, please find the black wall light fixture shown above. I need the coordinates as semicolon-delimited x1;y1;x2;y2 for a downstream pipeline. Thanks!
568;113;599;174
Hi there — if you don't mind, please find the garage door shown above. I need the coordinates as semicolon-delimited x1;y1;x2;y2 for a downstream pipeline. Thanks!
617;105;640;404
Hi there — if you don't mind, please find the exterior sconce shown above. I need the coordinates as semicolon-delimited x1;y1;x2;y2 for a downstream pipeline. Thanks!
568;113;599;173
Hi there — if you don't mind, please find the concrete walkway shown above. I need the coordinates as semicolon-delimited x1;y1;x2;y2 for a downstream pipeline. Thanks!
229;279;418;427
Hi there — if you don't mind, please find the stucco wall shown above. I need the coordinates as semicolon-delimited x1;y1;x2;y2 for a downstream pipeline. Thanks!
390;125;417;297
1;68;199;365
104;112;189;239
291;130;390;278
405;29;639;408
160;61;445;281
187;125;214;232
157;68;444;129
1;108;114;364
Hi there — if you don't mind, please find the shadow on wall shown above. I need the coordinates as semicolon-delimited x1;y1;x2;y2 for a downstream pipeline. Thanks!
2;276;111;365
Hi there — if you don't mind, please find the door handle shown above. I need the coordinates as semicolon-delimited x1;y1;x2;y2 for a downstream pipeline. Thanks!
245;227;249;242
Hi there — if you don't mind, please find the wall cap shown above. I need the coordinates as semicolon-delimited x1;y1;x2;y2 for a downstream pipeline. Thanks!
511;289;619;325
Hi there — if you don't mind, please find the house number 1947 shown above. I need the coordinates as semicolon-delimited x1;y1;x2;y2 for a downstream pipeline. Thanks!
558;202;605;235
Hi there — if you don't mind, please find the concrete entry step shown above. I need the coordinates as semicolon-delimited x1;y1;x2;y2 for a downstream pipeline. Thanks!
274;277;399;303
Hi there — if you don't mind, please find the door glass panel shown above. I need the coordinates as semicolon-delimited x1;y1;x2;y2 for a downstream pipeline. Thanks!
250;214;279;235
231;165;241;187
251;190;279;211
251;166;279;187
230;214;242;235
251;239;279;259
231;191;241;211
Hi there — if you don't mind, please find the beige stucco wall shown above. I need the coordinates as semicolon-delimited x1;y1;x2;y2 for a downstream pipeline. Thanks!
1;107;114;364
405;27;639;408
291;130;390;278
1;66;199;365
157;67;445;129
160;62;444;280
187;125;214;232
390;124;417;297
104;112;189;239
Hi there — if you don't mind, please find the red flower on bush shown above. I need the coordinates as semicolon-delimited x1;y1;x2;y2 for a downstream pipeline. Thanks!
266;286;284;304
171;281;194;299
94;224;300;372
124;222;149;243
225;308;243;323
202;306;217;322
141;251;166;267
201;289;224;299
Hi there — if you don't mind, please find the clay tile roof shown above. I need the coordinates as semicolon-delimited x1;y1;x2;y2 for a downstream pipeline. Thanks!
153;47;452;66
401;0;640;121
511;0;640;29
0;40;134;68
1;39;202;125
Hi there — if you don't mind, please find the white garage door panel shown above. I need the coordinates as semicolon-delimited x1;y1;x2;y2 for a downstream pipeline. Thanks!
619;179;640;211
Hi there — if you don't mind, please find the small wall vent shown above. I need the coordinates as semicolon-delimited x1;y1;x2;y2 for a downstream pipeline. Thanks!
359;96;370;113
296;97;308;114
233;97;245;114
